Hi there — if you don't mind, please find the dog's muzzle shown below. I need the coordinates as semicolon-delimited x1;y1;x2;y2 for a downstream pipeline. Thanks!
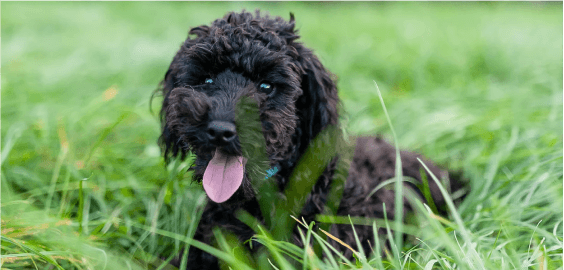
203;120;246;203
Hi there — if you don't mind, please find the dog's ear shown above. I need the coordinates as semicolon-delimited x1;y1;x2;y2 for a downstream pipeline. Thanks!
158;66;185;162
295;46;340;146
282;13;339;146
157;25;210;162
159;48;193;162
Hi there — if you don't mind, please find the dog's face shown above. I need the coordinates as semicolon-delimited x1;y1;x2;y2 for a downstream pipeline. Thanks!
159;11;340;203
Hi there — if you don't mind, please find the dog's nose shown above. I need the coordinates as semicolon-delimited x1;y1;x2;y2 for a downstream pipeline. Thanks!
207;121;237;145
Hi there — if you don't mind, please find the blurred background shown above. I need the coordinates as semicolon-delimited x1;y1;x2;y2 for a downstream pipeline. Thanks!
2;2;562;269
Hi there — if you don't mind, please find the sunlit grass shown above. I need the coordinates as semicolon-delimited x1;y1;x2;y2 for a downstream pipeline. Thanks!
2;2;562;269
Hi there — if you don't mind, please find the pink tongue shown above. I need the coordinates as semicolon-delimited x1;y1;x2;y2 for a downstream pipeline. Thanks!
203;149;245;203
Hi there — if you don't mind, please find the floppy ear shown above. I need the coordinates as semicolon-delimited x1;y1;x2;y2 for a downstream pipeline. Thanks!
157;25;213;162
158;66;185;162
283;13;339;146
294;46;340;147
159;33;202;161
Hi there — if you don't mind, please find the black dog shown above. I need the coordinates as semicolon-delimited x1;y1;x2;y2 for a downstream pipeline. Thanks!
158;10;453;268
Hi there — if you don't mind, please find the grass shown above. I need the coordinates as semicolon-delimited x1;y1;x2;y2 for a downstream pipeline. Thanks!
2;2;563;269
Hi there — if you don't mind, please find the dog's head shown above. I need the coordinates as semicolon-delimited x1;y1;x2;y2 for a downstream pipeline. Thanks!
159;10;340;203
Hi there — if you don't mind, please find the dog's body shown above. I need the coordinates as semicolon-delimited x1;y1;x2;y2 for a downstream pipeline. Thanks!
159;11;451;269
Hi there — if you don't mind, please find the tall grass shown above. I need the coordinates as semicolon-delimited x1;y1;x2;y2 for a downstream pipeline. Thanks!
2;2;562;269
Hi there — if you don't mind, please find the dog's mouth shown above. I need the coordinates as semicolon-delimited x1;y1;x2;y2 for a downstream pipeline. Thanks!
202;148;247;203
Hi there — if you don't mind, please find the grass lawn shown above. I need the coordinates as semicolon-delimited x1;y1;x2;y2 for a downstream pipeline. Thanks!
2;2;562;269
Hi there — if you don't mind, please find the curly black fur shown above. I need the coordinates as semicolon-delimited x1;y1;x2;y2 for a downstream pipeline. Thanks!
157;10;456;269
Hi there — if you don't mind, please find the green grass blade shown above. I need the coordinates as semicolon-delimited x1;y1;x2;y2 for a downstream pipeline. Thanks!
374;80;404;255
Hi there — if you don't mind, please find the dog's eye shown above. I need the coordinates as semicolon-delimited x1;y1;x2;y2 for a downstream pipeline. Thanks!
259;83;273;94
205;78;213;84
